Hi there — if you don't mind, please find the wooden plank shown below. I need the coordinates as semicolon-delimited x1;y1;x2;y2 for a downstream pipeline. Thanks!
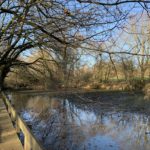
0;98;23;150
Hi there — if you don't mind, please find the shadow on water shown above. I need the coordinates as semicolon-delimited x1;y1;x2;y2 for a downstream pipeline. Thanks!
9;91;150;150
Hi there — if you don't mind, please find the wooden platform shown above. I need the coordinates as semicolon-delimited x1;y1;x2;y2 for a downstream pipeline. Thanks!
0;98;23;150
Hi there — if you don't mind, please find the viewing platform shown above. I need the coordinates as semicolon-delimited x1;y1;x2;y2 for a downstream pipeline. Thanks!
0;93;44;150
0;98;23;150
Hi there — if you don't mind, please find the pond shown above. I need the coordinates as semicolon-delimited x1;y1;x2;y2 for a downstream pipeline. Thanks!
9;91;150;150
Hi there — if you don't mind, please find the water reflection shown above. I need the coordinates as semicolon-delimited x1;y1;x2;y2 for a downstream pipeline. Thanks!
10;93;150;150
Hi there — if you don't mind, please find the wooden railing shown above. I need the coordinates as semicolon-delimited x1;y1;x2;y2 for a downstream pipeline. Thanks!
1;92;45;150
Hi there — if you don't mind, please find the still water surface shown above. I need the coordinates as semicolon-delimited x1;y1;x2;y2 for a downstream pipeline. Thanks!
9;92;150;150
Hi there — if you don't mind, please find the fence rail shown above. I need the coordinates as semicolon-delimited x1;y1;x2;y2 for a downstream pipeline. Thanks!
1;92;45;150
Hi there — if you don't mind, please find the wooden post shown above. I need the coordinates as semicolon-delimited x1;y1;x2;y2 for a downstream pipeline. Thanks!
24;136;31;150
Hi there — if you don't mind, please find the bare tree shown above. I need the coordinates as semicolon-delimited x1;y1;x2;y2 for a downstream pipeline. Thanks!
1;0;150;89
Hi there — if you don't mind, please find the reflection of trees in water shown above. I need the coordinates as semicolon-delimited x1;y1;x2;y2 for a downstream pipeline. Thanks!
12;94;85;150
11;93;150;150
65;99;150;150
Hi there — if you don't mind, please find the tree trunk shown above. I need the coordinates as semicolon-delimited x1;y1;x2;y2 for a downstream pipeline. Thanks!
0;66;10;90
140;67;146;84
0;73;5;90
